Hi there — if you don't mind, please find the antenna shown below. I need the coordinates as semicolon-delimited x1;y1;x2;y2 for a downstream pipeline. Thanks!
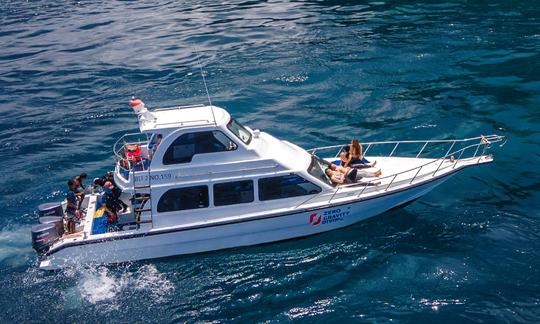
196;52;217;125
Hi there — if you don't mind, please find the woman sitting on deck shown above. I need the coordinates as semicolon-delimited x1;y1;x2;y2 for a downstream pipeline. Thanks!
340;139;377;168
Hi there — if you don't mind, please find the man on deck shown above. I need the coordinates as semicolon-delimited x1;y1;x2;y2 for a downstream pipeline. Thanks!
65;179;80;234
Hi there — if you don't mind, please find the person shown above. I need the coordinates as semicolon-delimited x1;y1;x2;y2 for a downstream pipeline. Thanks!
102;182;119;226
340;139;376;168
149;134;163;159
332;163;381;178
74;173;87;193
91;177;103;193
92;172;115;193
325;166;354;185
325;163;381;186
103;181;127;214
65;179;80;234
112;182;128;212
73;173;87;209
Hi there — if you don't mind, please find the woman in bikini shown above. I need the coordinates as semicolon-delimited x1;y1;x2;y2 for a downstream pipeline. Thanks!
340;138;377;168
325;163;381;186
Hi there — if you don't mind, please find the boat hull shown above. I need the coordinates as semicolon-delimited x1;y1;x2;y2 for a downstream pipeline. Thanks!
40;174;450;270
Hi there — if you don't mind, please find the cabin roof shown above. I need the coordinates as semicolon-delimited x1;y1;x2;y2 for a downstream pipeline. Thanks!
138;105;230;132
113;103;318;193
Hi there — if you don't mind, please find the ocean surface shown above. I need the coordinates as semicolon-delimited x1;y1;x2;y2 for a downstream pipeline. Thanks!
1;0;539;322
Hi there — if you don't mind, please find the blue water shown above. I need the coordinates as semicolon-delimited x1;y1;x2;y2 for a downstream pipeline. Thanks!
1;0;539;322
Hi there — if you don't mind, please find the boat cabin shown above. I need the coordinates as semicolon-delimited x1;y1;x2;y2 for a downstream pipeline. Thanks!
112;103;332;229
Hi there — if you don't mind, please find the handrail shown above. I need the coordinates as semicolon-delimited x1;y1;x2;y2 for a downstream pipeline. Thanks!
337;139;499;190
153;104;205;112
113;132;151;161
389;142;399;157
416;142;429;158
297;134;505;207
153;119;211;128
112;133;153;179
306;134;504;154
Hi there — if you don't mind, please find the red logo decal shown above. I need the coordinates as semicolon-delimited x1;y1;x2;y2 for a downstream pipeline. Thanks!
309;213;321;225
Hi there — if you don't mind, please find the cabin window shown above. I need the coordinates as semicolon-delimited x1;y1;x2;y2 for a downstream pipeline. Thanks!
157;186;209;212
258;174;321;201
227;118;252;145
163;130;237;165
213;180;254;206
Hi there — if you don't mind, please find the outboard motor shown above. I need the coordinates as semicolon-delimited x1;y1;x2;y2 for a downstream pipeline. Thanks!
38;216;64;236
31;223;59;254
37;202;63;217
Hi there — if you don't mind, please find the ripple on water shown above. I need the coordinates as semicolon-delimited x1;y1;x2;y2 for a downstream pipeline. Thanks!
0;225;33;268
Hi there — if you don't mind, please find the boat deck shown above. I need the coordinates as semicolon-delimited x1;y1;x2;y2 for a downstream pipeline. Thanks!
288;154;493;209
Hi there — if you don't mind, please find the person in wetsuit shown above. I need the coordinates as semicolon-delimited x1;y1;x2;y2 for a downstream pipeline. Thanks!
103;181;127;214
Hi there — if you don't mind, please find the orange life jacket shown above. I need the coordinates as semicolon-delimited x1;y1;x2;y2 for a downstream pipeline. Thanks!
126;144;142;162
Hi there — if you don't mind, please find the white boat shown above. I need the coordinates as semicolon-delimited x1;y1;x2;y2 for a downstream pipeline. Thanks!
32;99;505;270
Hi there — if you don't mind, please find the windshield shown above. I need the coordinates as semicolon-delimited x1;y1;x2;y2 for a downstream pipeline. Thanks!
308;155;332;186
227;118;252;144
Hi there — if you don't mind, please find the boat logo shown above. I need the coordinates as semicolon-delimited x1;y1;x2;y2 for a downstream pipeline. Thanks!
309;208;351;226
309;213;322;225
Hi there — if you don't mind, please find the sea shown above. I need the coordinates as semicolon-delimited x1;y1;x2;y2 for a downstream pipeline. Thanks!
0;0;539;322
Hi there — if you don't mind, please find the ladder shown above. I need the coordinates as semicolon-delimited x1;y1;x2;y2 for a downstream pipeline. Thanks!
130;160;153;229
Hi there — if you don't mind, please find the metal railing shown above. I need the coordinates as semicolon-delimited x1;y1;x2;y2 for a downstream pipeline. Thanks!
113;133;153;180
152;119;211;128
307;135;505;158
153;104;206;112
297;134;506;207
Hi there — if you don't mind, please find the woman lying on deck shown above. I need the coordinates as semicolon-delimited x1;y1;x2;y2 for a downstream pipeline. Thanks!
325;163;381;186
341;139;377;168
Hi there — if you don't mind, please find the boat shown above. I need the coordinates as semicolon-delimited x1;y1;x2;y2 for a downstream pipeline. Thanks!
31;99;505;270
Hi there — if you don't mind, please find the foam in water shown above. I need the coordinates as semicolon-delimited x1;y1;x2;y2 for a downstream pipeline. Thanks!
72;264;174;310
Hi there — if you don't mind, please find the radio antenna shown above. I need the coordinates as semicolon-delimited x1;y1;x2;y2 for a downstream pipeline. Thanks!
196;52;217;125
